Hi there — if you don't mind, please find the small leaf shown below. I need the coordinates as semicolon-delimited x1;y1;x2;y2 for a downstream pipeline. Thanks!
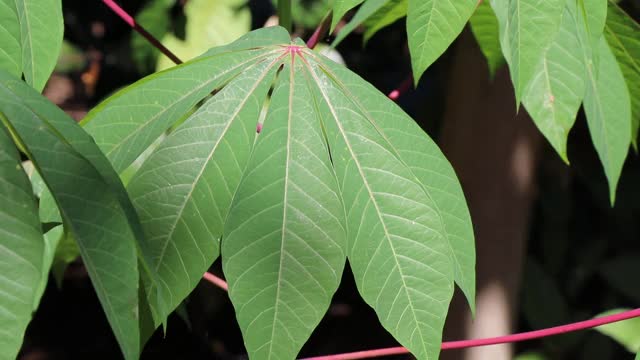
331;0;365;32
0;0;21;77
522;5;586;162
603;1;640;149
469;1;505;78
14;0;64;91
222;57;347;360
594;309;640;353
331;0;391;47
128;53;280;328
363;0;408;43
407;0;477;83
0;70;142;360
583;37;631;204
491;0;565;105
0;125;44;360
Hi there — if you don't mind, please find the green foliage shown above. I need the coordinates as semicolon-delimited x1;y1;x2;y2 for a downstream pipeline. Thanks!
0;0;63;91
331;0;365;31
469;1;505;78
156;0;250;71
0;125;44;360
362;0;407;43
594;309;640;353
0;71;146;359
131;0;176;74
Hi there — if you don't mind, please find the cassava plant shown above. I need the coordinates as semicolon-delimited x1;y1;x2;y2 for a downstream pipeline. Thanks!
0;0;639;359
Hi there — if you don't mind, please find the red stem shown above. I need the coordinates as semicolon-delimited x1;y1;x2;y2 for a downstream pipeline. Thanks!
300;308;640;360
307;12;332;49
101;0;183;65
101;2;640;358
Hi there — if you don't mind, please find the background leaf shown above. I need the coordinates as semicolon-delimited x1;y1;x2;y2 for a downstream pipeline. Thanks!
594;309;640;353
331;0;390;47
14;0;64;91
407;0;477;83
469;0;505;78
603;1;640;149
222;58;347;360
522;5;585;162
362;0;407;43
331;0;365;31
0;71;141;360
583;37;631;204
131;0;175;74
0;125;44;360
0;0;21;77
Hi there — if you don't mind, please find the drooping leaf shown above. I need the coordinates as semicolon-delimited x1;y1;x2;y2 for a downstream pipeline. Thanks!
583;37;631;204
128;53;281;328
594;309;640;353
0;70;142;360
14;0;64;91
222;58;347;360
0;0;21;77
491;0;564;105
331;0;365;31
603;1;640;149
305;51;458;359
331;0;390;47
522;5;586;162
309;51;476;313
407;0;477;84
469;0;505;78
578;0;607;51
363;0;408;43
156;0;250;71
0;125;44;360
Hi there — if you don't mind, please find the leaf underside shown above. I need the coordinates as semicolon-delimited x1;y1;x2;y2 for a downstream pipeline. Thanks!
86;27;475;360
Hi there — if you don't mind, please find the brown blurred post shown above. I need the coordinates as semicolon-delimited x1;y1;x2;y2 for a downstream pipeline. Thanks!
439;29;542;360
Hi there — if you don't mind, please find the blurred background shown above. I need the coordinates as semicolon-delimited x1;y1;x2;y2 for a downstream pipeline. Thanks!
21;0;640;359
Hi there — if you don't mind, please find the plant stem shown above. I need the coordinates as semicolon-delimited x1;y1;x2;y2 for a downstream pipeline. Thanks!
278;0;293;33
299;308;640;360
307;12;332;49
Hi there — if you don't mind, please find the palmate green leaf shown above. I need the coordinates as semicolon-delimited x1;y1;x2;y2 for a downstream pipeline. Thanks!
222;58;347;360
331;0;365;31
469;1;505;78
594;309;640;353
100;27;474;359
604;1;640;149
583;37;631;204
0;0;21;77
0;125;44;360
0;71;142;360
128;53;281;329
491;0;564;106
522;5;585;162
407;0;477;84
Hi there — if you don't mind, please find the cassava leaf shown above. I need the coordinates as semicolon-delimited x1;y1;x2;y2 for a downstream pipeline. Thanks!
583;37;631;204
331;0;390;47
594;309;640;353
522;5;586;162
0;70;143;360
222;58;347;360
0;125;44;360
0;0;21;77
95;27;474;359
491;0;564;105
469;0;505;78
604;2;640;149
128;53;281;328
14;0;64;91
363;0;408;44
331;0;365;32
407;0;477;84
